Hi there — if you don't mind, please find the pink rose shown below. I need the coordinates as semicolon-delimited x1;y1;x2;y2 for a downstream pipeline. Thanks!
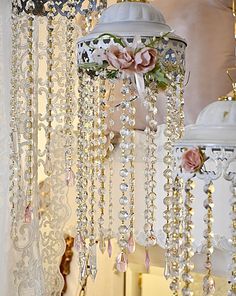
134;47;158;74
181;148;204;173
106;45;135;73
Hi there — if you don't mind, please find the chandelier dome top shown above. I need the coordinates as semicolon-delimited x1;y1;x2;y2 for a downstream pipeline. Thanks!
80;1;185;42
178;100;236;146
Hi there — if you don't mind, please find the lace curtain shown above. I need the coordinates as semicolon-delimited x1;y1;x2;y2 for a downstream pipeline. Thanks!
0;1;13;295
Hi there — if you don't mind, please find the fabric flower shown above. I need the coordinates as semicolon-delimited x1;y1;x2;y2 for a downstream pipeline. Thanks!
92;48;107;65
134;47;157;74
106;44;135;73
181;147;204;173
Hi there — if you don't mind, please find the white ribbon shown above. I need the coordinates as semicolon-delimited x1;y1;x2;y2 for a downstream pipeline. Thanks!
134;72;146;99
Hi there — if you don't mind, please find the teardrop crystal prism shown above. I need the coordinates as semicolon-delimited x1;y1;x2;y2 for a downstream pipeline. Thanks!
107;238;112;258
127;233;135;254
99;236;106;254
66;168;75;187
116;252;128;273
89;243;97;280
164;259;171;279
145;248;150;272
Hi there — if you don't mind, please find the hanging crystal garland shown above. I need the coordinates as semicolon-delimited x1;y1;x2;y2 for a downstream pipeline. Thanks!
202;181;215;296
182;178;195;296
77;0;186;278
143;87;158;271
9;0;103;294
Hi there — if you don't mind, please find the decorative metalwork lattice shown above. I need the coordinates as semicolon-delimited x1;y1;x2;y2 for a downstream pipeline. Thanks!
15;0;100;16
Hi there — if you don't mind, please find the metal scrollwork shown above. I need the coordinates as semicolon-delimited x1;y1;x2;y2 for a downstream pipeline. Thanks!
15;0;102;17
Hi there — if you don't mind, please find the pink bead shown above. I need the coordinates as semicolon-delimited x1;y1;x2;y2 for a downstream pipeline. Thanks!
116;252;128;273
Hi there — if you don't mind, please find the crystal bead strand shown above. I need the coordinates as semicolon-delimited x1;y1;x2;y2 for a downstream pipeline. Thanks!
182;178;195;296
9;0;21;236
116;81;133;273
163;88;174;279
202;181;215;296
44;0;55;177
97;77;107;254
107;155;114;258
88;75;99;280
76;72;89;283
228;178;236;296
127;84;136;255
143;88;158;271
177;77;185;139
23;1;35;224
169;176;183;296
106;83;115;258
65;0;76;187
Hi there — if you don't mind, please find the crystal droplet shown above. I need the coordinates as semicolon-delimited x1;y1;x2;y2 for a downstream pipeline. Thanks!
99;236;106;254
164;259;171;279
80;257;87;282
145;248;150;272
107;239;112;258
127;233;135;254
66;169;75;187
75;232;84;252
203;275;215;295
89;243;97;280
116;252;128;273
24;204;32;223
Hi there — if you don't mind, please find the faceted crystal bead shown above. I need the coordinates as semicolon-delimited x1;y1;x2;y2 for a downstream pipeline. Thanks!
120;128;130;137
120;168;129;178
170;281;179;291
120;196;129;205
120;183;128;192
127;233;135;254
120;114;129;123
182;287;194;296
203;199;214;210
119;239;128;248
203;276;215;295
116;252;128;273
119;210;129;220
182;273;193;284
119;225;129;234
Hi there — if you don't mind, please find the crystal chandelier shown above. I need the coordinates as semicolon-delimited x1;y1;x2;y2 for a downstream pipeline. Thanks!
76;0;186;283
9;0;186;294
172;78;236;295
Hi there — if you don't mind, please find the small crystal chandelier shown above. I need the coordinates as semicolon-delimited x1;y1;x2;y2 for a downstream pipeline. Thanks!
172;75;236;295
76;0;186;282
